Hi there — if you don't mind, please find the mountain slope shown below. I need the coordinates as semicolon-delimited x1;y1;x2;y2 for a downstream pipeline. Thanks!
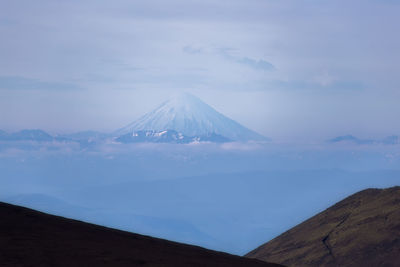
246;186;400;267
115;93;266;141
0;202;282;267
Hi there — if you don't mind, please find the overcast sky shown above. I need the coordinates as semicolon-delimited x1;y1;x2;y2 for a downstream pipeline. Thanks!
0;0;399;141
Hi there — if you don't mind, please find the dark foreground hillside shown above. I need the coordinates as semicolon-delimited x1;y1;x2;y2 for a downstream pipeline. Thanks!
246;186;400;267
0;202;282;267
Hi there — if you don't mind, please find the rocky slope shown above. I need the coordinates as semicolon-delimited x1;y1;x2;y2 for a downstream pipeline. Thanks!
246;186;400;267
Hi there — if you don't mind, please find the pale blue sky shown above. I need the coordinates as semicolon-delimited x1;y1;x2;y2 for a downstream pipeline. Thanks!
0;0;399;141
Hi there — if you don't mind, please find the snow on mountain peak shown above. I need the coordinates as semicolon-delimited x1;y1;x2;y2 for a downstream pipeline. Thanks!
115;92;267;141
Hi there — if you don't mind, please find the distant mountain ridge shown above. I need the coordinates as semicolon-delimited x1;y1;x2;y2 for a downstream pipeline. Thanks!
0;129;232;144
2;130;400;146
0;129;54;142
328;134;399;145
0;129;109;144
116;93;267;142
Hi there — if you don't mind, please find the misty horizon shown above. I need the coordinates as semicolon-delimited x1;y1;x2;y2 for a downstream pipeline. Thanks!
1;91;400;143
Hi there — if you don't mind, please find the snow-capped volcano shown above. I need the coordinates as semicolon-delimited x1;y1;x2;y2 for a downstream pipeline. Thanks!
116;93;266;141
